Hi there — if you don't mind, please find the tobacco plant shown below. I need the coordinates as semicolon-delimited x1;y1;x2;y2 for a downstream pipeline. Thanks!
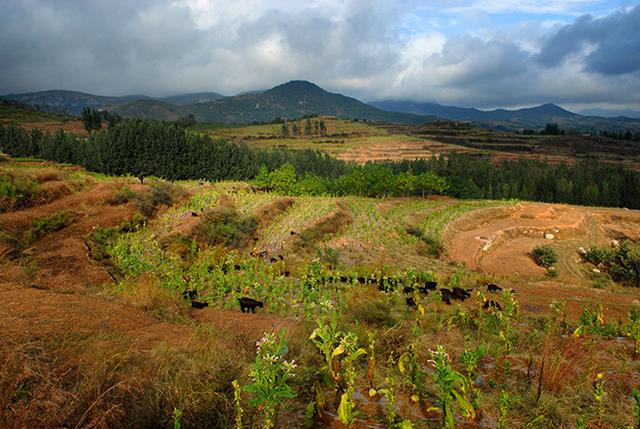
428;345;475;429
244;330;297;429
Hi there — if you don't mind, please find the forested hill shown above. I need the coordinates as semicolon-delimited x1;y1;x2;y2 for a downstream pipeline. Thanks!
372;100;640;132
108;81;432;125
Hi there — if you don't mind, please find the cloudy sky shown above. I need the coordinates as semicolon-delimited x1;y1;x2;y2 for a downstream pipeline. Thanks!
1;0;639;111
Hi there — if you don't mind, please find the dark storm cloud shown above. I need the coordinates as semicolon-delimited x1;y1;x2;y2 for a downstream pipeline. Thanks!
537;5;640;75
0;0;638;110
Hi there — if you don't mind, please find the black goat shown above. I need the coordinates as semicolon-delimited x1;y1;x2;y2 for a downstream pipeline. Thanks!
182;290;198;300
403;286;415;295
191;301;208;309
439;288;453;305
424;281;438;290
483;300;502;310
239;297;264;313
487;283;502;293
406;297;417;307
452;287;472;301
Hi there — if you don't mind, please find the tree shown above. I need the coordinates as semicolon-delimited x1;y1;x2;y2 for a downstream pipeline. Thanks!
319;120;326;136
269;163;297;194
281;122;289;137
304;119;313;136
81;107;101;133
291;123;300;137
100;110;122;128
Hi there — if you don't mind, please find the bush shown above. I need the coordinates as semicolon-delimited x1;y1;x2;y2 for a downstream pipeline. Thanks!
24;210;70;244
585;241;640;287
0;172;40;212
584;247;611;265
531;245;558;268
194;207;258;248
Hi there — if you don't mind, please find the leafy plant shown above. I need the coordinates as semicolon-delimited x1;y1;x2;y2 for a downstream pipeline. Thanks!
459;344;486;411
244;330;297;429
428;345;475;429
593;372;606;424
531;245;558;268
172;407;182;429
632;388;640;429
336;332;367;426
498;390;510;429
309;312;343;387
398;343;425;402
232;379;243;429
628;304;640;358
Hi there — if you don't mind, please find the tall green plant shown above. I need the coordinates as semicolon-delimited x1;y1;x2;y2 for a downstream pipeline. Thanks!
428;346;475;429
244;330;297;429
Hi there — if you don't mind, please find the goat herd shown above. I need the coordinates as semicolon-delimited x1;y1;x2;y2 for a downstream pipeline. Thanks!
180;262;513;315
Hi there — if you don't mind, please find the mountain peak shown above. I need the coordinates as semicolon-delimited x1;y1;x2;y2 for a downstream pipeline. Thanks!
529;103;575;116
266;80;326;96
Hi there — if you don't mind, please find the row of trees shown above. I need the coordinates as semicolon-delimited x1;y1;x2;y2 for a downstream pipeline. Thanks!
281;119;326;137
2;119;640;208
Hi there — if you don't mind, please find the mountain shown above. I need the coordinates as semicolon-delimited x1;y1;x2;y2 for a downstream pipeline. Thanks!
0;90;151;115
160;92;225;106
110;80;431;124
106;99;186;121
0;90;224;115
371;100;640;132
578;108;640;119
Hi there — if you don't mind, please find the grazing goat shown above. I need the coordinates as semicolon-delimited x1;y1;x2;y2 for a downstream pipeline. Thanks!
270;257;278;263
452;287;472;301
182;290;198;300
439;288;453;305
190;211;198;217
424;281;438;290
403;286;415;295
406;297;417;307
233;264;242;270
191;301;208;309
138;174;145;184
483;300;502;310
278;254;284;260
238;297;264;313
487;283;502;293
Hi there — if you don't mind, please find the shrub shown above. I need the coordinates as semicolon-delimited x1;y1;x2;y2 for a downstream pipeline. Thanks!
24;210;70;244
584;246;611;265
194;207;258;249
584;241;640;287
531;245;558;268
0;172;39;212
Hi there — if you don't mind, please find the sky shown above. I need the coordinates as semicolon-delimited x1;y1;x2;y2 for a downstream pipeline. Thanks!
1;0;639;111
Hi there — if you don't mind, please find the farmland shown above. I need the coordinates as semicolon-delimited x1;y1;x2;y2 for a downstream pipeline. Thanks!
190;116;640;170
2;158;640;428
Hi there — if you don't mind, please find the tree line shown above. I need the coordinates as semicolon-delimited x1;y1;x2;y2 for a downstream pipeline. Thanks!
1;119;640;208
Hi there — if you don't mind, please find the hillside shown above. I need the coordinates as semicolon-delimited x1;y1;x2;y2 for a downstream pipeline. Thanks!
0;90;149;115
0;90;223;116
2;159;640;428
373;100;640;132
110;81;432;124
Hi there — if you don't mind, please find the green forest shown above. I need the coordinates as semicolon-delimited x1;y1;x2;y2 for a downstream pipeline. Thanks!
2;119;640;208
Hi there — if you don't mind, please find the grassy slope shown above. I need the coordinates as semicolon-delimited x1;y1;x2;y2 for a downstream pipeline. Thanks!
2;163;640;427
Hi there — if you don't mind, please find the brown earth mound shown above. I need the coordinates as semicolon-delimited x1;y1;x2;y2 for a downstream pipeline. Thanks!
255;197;295;228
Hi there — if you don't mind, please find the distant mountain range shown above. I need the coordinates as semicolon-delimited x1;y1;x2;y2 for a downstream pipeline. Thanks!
3;82;640;131
372;100;640;132
578;108;640;119
0;90;225;115
1;82;427;125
